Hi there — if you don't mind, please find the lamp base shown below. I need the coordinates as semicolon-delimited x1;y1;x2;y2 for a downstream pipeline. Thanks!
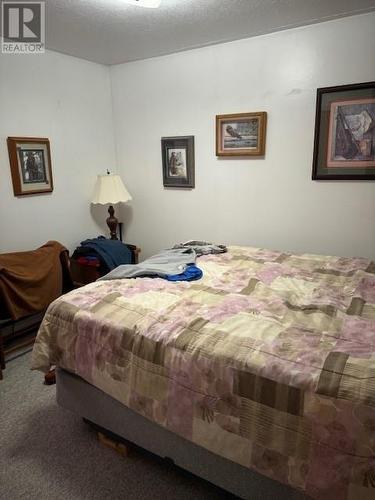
106;205;118;240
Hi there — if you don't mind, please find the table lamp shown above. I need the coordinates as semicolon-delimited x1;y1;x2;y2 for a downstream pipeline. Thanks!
92;172;132;240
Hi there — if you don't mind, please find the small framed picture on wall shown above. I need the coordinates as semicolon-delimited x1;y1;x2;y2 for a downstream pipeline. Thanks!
7;137;54;195
312;81;375;180
216;112;267;156
161;136;195;188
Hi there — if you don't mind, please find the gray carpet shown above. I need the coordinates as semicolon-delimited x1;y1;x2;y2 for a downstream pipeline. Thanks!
0;353;233;500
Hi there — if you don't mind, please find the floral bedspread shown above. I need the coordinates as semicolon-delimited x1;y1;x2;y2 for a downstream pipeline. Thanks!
31;246;375;499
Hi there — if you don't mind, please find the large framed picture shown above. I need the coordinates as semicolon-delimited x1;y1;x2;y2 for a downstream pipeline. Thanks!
7;137;53;195
216;112;267;156
312;82;375;180
161;136;195;188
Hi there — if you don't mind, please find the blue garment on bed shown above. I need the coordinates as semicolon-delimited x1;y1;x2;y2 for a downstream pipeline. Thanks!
165;264;203;282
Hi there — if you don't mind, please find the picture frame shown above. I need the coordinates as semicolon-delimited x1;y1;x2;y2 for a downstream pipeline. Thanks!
161;136;195;188
312;82;375;180
7;137;53;195
216;112;267;156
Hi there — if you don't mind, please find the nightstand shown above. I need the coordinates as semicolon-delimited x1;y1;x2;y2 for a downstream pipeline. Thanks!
70;244;140;287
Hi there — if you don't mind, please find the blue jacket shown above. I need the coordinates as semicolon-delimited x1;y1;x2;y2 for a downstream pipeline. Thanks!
80;237;132;271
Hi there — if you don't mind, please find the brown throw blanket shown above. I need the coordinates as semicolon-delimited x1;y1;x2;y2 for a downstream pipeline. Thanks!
0;240;69;320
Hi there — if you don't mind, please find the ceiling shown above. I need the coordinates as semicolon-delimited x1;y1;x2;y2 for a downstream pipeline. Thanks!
45;0;375;65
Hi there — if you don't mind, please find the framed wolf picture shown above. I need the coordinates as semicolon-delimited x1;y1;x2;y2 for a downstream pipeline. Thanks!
312;82;375;180
161;136;195;188
7;137;54;195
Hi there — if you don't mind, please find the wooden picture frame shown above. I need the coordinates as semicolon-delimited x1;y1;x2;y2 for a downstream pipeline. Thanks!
312;82;375;180
7;137;53;196
216;112;267;156
161;136;195;188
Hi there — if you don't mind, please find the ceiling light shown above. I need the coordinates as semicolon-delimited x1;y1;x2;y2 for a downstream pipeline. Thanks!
123;0;161;7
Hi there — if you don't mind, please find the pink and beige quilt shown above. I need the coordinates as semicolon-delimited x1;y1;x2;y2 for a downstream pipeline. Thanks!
31;246;375;499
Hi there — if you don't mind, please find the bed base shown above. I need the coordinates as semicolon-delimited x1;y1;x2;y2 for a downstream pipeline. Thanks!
56;368;305;500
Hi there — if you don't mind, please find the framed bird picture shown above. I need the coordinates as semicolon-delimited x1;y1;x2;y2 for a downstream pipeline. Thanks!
216;112;267;156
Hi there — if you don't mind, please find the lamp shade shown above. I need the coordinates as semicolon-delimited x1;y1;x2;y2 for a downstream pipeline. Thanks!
92;174;132;205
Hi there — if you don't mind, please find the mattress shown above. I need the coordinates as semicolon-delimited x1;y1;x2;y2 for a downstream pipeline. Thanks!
56;367;303;500
31;246;375;499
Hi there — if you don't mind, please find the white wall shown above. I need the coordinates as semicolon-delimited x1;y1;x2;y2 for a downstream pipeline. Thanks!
110;13;375;260
0;50;115;253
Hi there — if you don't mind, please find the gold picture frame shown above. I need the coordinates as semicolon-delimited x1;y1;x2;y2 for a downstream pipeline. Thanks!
7;137;53;196
216;112;267;157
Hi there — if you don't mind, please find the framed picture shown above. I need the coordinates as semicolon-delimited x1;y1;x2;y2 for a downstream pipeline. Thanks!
216;112;267;156
312;82;375;180
161;136;195;188
7;137;53;195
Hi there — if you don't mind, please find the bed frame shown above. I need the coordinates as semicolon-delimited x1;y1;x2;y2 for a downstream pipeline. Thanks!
56;368;306;500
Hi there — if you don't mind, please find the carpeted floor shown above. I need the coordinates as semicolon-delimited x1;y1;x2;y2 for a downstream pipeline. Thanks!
0;352;234;500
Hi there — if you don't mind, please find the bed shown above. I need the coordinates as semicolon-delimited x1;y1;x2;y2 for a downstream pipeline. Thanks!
31;245;375;499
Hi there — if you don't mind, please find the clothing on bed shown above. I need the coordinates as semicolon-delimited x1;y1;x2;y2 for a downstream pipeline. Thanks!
0;240;68;320
31;246;375;500
165;264;203;281
99;242;226;282
98;248;198;280
173;240;227;256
